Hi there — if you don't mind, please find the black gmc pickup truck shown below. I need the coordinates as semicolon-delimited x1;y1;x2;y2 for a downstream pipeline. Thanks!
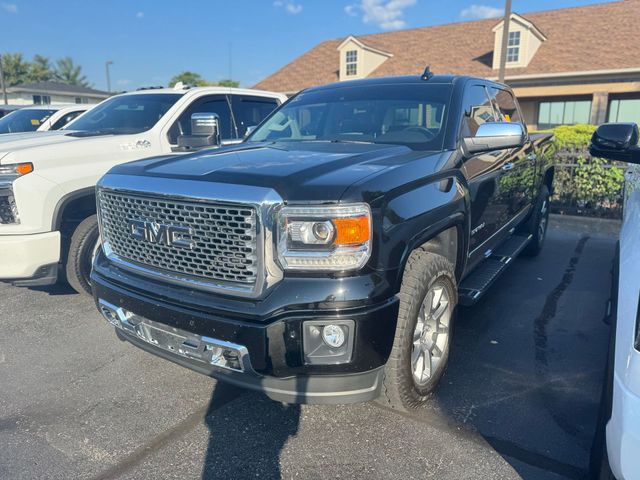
92;74;554;409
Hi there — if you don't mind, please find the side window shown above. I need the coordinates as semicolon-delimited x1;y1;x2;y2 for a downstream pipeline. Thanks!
51;111;83;130
489;87;523;125
167;95;234;144
461;85;496;138
231;95;279;137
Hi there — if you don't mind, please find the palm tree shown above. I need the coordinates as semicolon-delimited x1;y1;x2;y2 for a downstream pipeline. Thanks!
54;57;91;87
28;55;54;83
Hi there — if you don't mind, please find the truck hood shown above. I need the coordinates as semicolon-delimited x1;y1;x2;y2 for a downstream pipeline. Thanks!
0;131;62;144
107;141;428;202
0;131;82;162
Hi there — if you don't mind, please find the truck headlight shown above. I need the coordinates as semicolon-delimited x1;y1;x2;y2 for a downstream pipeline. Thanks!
277;203;372;271
0;163;33;225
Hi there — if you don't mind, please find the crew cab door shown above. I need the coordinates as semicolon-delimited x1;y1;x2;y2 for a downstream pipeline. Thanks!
165;95;236;152
231;95;282;138
488;87;536;220
460;84;510;254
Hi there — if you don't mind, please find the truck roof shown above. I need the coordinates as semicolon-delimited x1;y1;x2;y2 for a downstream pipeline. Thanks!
117;85;287;99
303;74;509;93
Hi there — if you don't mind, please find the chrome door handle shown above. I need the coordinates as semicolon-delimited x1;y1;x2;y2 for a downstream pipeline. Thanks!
527;153;537;161
502;163;514;171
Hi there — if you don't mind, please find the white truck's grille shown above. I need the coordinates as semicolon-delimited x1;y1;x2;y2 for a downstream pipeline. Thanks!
97;189;259;286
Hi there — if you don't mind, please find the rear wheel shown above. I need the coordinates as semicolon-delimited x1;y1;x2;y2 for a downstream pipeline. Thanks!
381;250;456;410
65;215;100;296
523;185;550;257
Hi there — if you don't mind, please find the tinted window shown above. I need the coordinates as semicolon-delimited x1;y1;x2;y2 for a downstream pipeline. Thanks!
50;111;84;130
489;87;522;124
167;95;234;144
537;100;591;129
232;96;279;137
248;84;452;150
65;93;181;134
0;109;56;133
460;85;496;137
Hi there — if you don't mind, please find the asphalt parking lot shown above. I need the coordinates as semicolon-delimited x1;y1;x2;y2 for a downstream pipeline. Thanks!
0;215;618;480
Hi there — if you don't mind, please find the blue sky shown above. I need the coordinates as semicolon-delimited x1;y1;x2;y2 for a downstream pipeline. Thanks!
0;0;616;91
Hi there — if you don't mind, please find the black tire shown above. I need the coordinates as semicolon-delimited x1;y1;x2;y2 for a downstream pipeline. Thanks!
523;184;550;257
381;249;457;410
65;215;100;296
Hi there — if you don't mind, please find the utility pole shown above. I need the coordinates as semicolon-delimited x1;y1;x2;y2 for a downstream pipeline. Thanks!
105;60;113;93
0;55;8;105
498;0;512;84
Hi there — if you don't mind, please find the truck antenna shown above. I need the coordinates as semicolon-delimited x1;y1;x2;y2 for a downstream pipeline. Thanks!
421;66;433;81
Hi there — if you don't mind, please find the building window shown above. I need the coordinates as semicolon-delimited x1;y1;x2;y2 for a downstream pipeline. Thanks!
538;100;592;128
608;98;640;125
33;95;51;105
345;50;358;76
506;31;520;63
75;97;89;104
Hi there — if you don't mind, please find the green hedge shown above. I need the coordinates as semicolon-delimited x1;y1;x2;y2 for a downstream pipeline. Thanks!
539;124;625;218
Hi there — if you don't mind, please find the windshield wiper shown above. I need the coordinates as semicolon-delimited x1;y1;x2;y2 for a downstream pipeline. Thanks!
327;139;376;144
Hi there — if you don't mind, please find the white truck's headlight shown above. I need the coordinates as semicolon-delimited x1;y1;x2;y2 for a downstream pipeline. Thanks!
0;163;33;225
277;204;372;271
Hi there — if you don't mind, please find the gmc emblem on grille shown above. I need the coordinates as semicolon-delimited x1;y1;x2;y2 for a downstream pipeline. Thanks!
129;220;195;249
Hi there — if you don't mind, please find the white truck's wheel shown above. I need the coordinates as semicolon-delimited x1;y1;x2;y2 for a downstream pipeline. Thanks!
65;215;100;296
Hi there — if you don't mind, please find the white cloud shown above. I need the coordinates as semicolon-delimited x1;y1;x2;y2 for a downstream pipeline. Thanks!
117;79;132;86
345;0;416;31
136;11;144;18
460;4;503;20
274;0;302;14
0;3;18;13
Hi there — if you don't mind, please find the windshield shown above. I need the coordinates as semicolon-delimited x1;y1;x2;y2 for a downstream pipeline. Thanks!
247;83;452;150
0;109;57;134
64;93;181;135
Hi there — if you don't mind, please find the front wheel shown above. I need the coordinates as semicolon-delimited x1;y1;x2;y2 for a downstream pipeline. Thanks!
381;250;457;410
65;215;100;296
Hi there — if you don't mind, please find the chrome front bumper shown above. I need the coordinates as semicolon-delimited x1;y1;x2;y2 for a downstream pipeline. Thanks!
97;297;383;405
98;299;251;373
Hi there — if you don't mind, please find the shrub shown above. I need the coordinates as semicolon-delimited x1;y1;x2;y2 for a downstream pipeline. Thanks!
537;124;625;218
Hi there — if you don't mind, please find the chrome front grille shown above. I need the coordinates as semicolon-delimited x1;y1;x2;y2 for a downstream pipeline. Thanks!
98;189;259;288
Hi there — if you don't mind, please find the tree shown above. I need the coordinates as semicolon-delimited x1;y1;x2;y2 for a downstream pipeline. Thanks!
28;55;54;83
54;57;90;87
168;71;240;88
1;53;30;86
216;79;240;87
169;71;214;87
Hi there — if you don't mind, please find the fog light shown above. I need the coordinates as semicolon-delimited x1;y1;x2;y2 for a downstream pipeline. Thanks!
303;319;355;365
322;324;346;348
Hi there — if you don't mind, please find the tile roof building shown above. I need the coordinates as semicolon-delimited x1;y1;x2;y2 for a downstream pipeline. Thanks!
255;0;640;130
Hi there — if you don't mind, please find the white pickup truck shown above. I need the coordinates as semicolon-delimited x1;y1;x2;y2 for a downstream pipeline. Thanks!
0;104;90;135
0;85;287;295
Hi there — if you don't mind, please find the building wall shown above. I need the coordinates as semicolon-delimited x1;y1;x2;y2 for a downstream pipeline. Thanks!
513;79;640;131
6;93;105;105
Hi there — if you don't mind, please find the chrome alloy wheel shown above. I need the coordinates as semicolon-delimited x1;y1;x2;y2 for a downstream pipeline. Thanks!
411;280;452;386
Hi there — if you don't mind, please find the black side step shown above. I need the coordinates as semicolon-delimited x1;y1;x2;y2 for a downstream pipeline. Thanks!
458;234;532;306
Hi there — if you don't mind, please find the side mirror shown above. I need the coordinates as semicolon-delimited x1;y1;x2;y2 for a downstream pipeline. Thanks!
589;123;640;164
463;122;526;155
176;113;221;152
243;125;257;139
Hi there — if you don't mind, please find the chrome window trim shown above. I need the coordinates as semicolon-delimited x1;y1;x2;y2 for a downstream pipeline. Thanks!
96;173;284;298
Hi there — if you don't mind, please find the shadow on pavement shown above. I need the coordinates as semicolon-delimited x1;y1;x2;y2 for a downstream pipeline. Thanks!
431;231;614;479
201;380;302;479
29;282;78;296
